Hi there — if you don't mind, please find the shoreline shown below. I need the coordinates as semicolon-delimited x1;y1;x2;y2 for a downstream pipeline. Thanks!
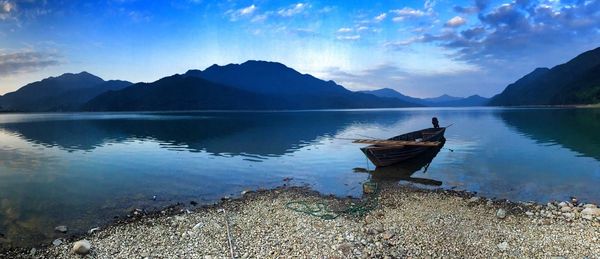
4;183;599;258
1;104;599;115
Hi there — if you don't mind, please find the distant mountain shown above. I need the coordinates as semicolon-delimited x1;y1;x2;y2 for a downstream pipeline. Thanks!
358;88;426;106
489;47;600;106
182;61;419;109
84;73;417;111
360;88;488;107
423;94;463;103
0;72;132;112
432;95;489;107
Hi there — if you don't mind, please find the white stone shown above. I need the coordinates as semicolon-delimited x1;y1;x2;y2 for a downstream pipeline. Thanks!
496;209;507;219
192;222;204;231
54;225;68;233
88;227;100;234
560;206;572;212
52;239;63;246
581;207;600;216
558;202;569;207
583;204;598;209
582;214;594;221
72;239;91;255
525;211;534;216
497;241;509;251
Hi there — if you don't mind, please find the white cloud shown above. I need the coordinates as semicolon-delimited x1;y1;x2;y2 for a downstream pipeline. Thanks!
390;7;425;17
337;27;352;33
278;3;308;17
0;50;62;77
0;0;15;20
445;16;466;27
251;14;267;23
240;5;256;15
357;26;369;32
226;4;257;21
336;35;360;41
2;1;13;12
374;13;387;22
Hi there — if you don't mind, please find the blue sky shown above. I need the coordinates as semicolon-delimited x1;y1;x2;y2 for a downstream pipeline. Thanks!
0;0;598;97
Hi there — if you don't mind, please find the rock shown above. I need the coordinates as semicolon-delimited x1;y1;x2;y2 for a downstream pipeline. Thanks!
345;233;355;242
52;239;63;246
581;207;600;216
582;214;594;221
29;248;36;256
558;202;569;208
562;212;574;219
496;209;507;219
88;227;101;234
241;189;252;196
525;211;534;216
72;239;92;255
54;225;68;233
497;241;509;251
382;231;395;240
583;204;597;209
571;197;578;205
547;203;557;210
560;206;572;212
337;243;353;254
192;222;204;231
468;197;480;203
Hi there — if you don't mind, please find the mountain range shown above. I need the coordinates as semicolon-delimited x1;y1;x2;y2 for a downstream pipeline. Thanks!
0;72;132;112
1;46;598;112
359;88;489;107
489;47;600;106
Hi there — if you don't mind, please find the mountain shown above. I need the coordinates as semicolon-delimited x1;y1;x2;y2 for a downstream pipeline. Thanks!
489;47;600;106
358;88;426;106
0;72;132;112
184;60;349;95
84;72;417;111
432;95;489;107
84;75;275;111
360;88;488;107
423;94;463;103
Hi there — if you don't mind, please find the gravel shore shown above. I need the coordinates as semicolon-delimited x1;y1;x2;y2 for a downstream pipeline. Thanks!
7;183;600;258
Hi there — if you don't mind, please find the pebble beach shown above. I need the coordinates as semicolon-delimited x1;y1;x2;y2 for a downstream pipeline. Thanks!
5;183;600;258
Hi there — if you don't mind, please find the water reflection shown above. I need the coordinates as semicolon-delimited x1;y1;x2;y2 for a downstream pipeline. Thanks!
356;139;445;186
498;108;600;160
0;109;599;248
0;112;408;156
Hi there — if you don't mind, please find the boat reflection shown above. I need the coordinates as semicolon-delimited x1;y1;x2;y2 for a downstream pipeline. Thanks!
357;139;445;186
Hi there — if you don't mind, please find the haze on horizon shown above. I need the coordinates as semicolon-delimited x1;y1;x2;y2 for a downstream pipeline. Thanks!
0;0;599;98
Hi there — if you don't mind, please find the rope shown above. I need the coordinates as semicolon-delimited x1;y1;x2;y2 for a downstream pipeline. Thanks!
285;181;379;220
219;209;235;259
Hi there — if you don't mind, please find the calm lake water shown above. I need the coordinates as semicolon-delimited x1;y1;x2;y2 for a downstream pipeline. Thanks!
1;108;599;247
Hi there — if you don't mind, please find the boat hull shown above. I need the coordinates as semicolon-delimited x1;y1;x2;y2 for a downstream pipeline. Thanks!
360;127;446;167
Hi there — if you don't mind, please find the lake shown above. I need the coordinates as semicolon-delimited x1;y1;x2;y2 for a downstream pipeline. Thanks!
1;108;599;247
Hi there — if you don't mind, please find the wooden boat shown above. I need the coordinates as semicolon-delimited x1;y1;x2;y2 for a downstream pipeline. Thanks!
358;127;447;167
369;138;445;185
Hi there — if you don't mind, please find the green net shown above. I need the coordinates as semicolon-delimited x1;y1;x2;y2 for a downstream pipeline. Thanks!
285;181;379;220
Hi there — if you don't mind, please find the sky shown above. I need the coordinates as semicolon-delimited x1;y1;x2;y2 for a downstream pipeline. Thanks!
0;0;599;98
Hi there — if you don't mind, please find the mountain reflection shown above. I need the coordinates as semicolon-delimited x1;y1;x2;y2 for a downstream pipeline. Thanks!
498;108;600;161
0;111;409;157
